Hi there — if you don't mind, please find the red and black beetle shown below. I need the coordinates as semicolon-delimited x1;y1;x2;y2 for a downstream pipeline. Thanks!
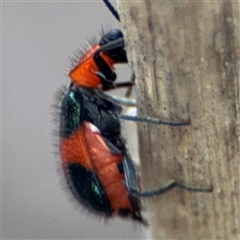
56;1;212;225
56;28;211;224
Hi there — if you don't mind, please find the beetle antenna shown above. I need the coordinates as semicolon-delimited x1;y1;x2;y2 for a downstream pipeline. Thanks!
102;0;120;21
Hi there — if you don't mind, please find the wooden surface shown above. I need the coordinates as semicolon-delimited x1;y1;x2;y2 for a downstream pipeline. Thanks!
118;1;240;239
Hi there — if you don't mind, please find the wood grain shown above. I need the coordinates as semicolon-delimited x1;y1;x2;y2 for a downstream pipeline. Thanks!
118;1;240;239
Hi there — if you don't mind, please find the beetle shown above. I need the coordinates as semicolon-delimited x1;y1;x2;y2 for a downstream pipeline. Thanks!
55;27;212;225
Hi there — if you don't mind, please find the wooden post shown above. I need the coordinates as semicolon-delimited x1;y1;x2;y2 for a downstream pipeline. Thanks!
118;1;240;239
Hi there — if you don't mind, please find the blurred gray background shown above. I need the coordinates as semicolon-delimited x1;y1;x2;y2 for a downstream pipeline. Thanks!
2;1;149;239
